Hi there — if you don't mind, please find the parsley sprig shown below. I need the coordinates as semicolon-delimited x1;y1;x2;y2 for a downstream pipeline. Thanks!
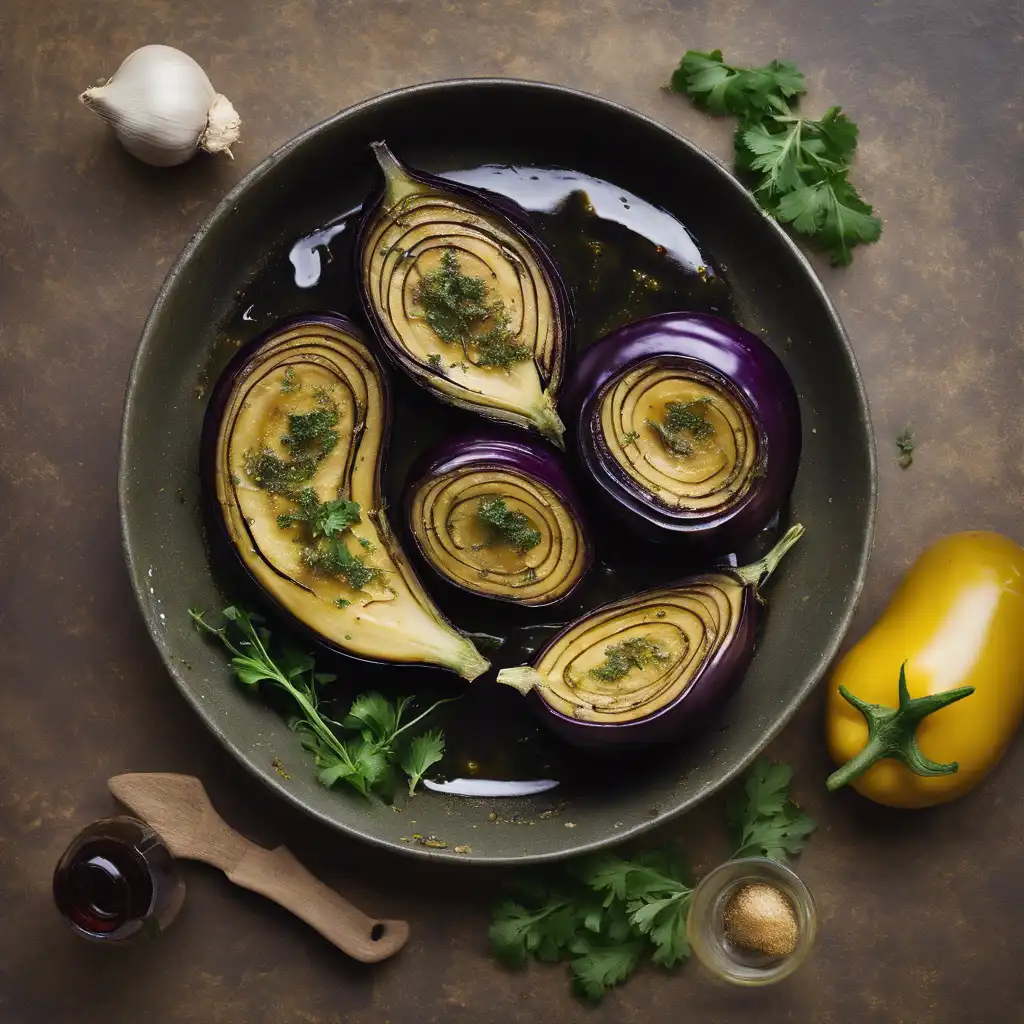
189;606;453;798
489;756;815;1002
670;50;881;265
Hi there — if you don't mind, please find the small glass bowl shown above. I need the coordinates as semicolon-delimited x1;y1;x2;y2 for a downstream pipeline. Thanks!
686;857;816;985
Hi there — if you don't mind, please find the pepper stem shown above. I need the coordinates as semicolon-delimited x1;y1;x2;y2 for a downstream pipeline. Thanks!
733;524;805;590
825;663;975;791
370;140;422;205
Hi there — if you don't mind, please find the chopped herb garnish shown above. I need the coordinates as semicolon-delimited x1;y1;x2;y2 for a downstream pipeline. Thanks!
427;353;443;369
477;496;541;553
415;249;531;370
280;367;299;393
244;398;340;496
896;428;915;469
647;399;715;457
275;488;380;591
590;636;670;683
277;488;362;537
304;537;382;590
243;448;318;495
358;536;377;552
622;430;640;446
334;598;351;609
282;404;339;461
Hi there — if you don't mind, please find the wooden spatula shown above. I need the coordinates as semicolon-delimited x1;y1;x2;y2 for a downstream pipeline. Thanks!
108;772;408;962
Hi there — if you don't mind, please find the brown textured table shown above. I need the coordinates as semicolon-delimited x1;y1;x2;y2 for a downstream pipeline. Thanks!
2;1;1023;1021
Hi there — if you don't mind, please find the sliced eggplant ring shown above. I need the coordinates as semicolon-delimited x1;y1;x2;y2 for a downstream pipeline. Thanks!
406;432;592;606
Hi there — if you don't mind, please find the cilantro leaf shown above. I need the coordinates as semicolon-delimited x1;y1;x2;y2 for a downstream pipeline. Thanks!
774;171;881;264
728;756;816;860
570;940;645;1002
343;691;398;740
489;898;576;968
401;729;445;795
670;50;805;117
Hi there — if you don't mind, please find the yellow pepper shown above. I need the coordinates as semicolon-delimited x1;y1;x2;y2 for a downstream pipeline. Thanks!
826;531;1024;807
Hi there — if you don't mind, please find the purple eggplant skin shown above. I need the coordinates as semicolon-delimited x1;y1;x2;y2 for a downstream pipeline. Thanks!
528;575;758;750
404;428;594;606
199;312;393;666
353;145;575;400
562;312;802;553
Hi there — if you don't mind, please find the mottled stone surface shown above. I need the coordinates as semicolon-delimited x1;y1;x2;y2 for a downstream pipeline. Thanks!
1;1;1022;1021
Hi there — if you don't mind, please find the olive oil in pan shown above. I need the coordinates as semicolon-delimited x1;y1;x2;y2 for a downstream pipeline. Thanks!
212;164;744;789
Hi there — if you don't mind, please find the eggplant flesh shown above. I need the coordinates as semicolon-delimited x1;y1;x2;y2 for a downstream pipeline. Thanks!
602;362;759;513
497;525;803;745
357;143;570;445
409;465;588;606
204;314;489;681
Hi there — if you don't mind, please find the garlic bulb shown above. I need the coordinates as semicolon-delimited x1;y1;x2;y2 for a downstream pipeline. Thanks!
80;45;241;167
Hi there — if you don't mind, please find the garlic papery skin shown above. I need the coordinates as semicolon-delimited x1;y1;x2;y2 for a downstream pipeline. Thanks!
80;45;241;167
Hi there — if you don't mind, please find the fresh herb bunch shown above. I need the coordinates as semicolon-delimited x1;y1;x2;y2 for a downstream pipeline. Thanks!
477;496;542;553
489;756;815;1002
416;249;532;369
670;50;881;265
190;606;453;799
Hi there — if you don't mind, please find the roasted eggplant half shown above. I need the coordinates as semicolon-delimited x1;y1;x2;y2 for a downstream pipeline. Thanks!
356;142;572;446
563;312;801;552
202;313;489;680
497;525;803;746
406;431;592;607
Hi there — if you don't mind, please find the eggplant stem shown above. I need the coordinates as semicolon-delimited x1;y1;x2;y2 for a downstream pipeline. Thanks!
370;140;422;205
496;666;545;696
531;392;566;449
451;638;491;682
734;523;804;590
825;663;976;791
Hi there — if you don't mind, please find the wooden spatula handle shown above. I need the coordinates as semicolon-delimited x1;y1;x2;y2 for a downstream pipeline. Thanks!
226;844;409;962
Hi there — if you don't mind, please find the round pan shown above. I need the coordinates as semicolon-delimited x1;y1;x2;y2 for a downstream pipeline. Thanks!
119;79;875;865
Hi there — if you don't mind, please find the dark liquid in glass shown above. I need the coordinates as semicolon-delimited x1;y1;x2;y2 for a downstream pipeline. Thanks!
53;816;185;943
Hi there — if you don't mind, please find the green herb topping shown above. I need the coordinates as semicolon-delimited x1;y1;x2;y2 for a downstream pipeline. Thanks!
276;487;380;591
488;756;815;1002
415;249;532;369
477;496;541;553
670;50;880;265
280;367;299;393
647;398;714;457
277;487;361;536
243;397;340;496
190;606;454;799
427;353;443;369
896;428;915;469
590;636;670;682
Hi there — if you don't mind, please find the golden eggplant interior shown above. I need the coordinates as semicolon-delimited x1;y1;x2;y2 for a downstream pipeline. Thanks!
360;143;565;444
213;320;489;680
409;466;588;605
600;361;760;514
498;574;742;722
